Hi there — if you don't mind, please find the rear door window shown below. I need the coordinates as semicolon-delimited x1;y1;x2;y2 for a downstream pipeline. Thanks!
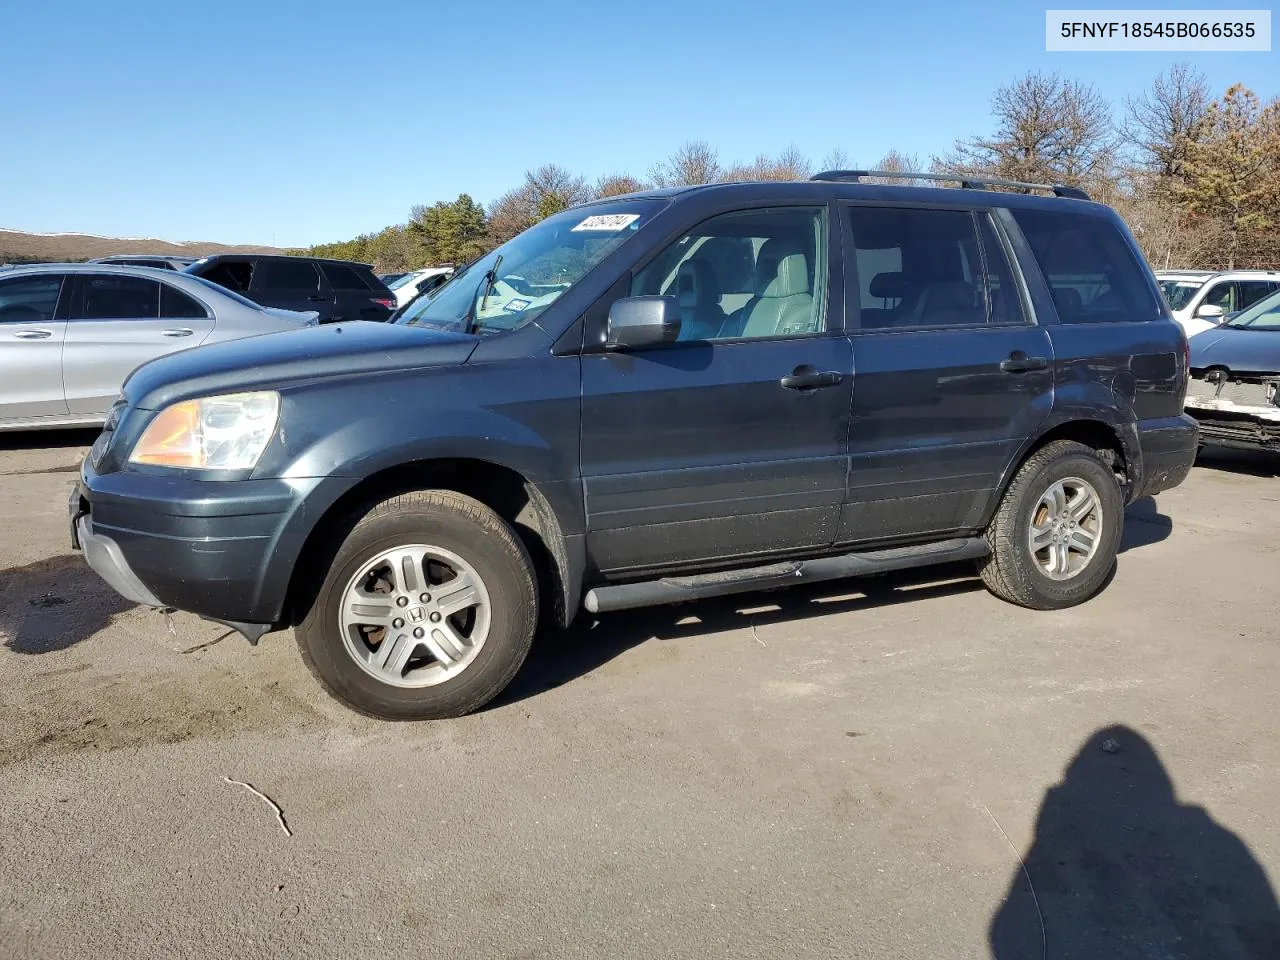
257;259;322;292
847;206;1016;329
0;275;64;322
1011;209;1162;323
71;275;161;320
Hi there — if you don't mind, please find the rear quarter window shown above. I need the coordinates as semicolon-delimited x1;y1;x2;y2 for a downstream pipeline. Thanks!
1011;209;1162;324
321;262;369;290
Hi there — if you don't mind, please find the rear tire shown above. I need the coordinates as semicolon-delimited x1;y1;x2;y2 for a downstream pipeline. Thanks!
296;490;537;720
979;440;1124;610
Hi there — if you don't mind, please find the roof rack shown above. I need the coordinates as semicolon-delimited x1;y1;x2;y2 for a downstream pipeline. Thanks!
809;170;1090;201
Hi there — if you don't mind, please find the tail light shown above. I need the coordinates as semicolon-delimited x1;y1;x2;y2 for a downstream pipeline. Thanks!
372;297;396;310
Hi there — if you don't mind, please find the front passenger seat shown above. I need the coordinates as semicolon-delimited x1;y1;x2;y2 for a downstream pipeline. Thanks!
739;240;814;338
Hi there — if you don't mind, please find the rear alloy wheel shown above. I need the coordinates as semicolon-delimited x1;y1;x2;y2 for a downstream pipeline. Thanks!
980;440;1124;610
297;490;537;720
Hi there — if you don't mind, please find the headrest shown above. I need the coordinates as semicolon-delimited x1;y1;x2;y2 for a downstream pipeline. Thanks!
869;272;906;300
754;239;810;298
676;258;720;308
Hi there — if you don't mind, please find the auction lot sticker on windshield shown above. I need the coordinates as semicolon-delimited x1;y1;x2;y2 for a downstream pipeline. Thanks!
572;214;640;232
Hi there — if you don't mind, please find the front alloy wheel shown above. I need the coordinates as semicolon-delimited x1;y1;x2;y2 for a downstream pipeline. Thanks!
297;490;537;720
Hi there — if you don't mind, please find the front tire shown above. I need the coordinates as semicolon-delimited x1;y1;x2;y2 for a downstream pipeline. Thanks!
296;490;537;720
979;440;1124;610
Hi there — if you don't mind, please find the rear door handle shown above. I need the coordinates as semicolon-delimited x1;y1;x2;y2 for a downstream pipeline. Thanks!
13;329;52;340
306;295;327;302
1000;354;1049;374
161;328;194;337
780;369;844;390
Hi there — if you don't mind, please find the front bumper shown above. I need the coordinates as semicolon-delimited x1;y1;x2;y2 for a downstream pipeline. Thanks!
71;459;358;627
72;510;163;607
1185;397;1280;452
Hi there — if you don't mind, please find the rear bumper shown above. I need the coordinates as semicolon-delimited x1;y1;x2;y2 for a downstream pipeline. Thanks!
1132;414;1199;500
71;461;358;626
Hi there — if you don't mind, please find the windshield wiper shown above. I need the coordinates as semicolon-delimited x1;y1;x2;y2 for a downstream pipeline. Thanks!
463;255;503;334
478;255;502;314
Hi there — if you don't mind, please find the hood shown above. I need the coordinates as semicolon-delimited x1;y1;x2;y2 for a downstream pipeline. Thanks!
124;321;478;411
263;306;320;325
1190;325;1280;376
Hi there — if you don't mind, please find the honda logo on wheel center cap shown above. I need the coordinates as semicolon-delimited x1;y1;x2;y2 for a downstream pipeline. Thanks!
407;607;427;624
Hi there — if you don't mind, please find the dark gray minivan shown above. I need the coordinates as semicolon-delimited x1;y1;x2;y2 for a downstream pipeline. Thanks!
72;173;1198;719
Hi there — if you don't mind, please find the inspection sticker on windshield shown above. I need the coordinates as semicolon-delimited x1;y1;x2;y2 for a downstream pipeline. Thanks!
571;213;640;232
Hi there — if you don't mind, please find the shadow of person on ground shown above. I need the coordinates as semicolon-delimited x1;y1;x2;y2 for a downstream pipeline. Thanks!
495;562;982;708
990;725;1280;959
1120;496;1173;554
0;555;134;654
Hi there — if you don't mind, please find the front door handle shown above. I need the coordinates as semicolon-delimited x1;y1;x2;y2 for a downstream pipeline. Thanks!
161;328;194;337
1000;353;1049;374
780;368;844;390
13;329;52;340
306;295;327;302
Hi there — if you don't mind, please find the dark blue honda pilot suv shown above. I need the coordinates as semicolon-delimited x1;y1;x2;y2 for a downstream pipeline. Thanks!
70;172;1198;719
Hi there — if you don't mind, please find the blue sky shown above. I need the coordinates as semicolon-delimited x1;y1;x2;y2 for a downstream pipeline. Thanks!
1;0;1273;247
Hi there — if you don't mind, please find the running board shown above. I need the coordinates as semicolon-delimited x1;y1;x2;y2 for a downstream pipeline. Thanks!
583;538;989;614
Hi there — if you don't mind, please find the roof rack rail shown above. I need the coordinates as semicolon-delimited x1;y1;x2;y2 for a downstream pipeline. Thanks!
809;170;1090;201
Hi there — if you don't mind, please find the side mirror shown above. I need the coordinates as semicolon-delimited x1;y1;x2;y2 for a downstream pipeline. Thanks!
1195;303;1225;320
605;296;681;350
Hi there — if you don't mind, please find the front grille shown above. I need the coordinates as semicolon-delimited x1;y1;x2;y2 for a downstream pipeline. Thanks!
1187;376;1278;407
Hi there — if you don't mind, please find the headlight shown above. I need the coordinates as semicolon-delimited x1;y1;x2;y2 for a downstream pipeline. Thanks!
129;391;280;470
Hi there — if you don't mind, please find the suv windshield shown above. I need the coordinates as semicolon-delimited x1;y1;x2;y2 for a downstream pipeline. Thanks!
395;200;664;335
1158;279;1203;310
1223;288;1280;330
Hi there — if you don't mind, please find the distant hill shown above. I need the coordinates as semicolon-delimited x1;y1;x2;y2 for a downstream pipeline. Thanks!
0;228;283;264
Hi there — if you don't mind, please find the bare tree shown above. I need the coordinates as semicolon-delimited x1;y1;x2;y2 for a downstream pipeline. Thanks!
1122;63;1211;181
721;146;813;182
940;71;1117;187
594;174;647;198
866;149;925;184
649;141;722;187
524;164;591;218
819;147;851;171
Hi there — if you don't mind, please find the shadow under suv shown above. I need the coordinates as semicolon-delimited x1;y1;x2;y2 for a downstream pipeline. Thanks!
71;172;1198;719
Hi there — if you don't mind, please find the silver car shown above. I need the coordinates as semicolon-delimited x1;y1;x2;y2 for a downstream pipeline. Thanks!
0;263;317;430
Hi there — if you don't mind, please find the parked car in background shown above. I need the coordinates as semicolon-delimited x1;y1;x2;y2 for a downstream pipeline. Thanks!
379;272;409;285
1186;287;1280;453
184;255;396;324
387;267;455;307
89;255;197;271
72;172;1197;720
1156;269;1280;338
0;263;317;430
